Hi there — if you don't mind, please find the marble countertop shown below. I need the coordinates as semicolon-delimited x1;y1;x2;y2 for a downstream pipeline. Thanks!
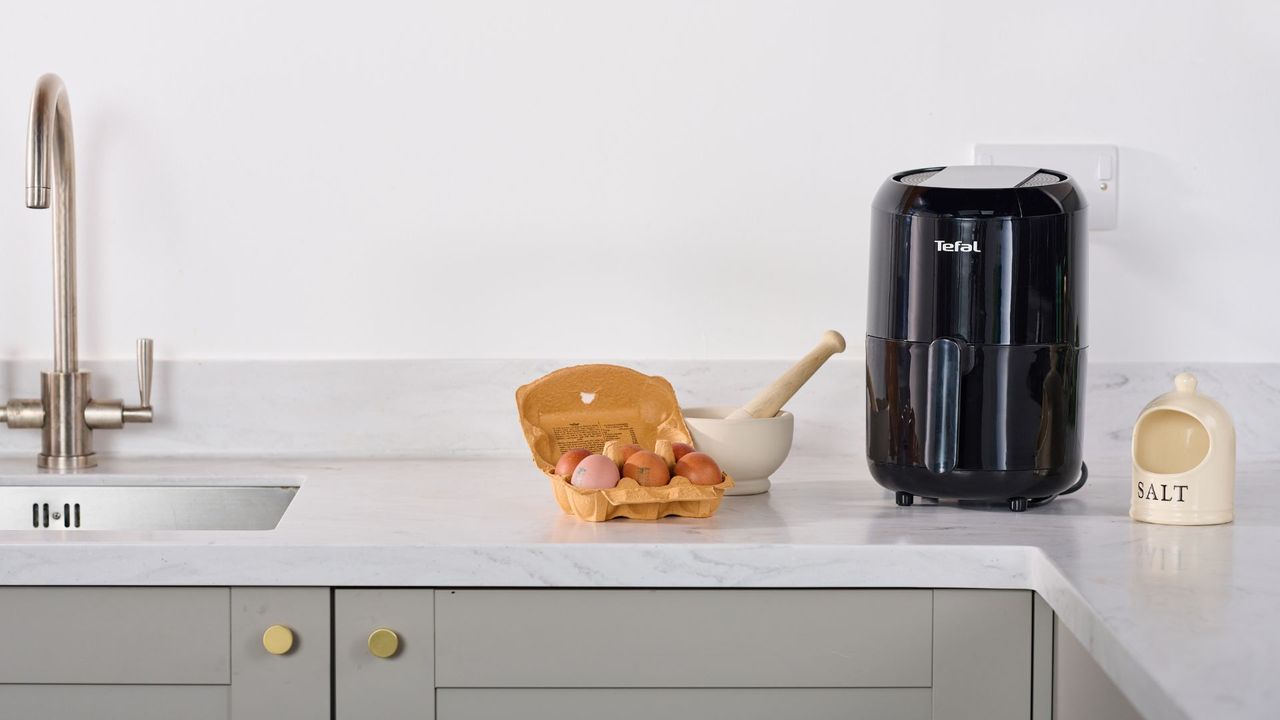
0;454;1274;720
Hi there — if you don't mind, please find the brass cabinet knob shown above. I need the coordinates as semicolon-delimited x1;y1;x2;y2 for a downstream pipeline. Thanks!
262;624;295;655
367;627;399;659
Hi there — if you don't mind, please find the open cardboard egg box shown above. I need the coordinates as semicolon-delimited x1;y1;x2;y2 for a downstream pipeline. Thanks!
515;364;733;522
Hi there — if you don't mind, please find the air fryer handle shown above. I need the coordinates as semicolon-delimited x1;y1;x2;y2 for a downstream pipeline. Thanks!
924;337;961;475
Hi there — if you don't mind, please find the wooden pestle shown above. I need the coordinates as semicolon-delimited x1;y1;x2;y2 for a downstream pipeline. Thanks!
725;330;846;419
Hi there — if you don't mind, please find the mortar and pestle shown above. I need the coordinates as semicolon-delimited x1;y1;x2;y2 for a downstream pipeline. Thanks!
684;330;846;495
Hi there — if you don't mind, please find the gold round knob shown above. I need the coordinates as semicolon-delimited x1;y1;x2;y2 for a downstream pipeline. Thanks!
367;627;399;659
262;624;295;655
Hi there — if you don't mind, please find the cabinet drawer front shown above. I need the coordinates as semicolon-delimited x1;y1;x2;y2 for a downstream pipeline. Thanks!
0;685;228;720
0;587;229;684
335;589;435;720
437;688;931;720
435;589;931;688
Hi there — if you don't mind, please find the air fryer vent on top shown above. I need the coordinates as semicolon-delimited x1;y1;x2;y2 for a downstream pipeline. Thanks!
898;168;1063;188
898;170;939;186
1016;172;1063;187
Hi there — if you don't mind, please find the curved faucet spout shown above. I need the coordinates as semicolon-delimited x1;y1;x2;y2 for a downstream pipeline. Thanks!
3;73;153;470
25;73;78;373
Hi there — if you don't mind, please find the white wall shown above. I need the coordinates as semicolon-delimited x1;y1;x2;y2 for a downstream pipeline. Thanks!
0;1;1275;362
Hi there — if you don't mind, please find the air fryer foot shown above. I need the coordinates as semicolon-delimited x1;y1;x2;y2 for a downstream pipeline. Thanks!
1009;497;1029;512
895;491;914;507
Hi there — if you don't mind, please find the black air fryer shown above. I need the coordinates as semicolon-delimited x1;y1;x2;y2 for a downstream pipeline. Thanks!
865;165;1088;512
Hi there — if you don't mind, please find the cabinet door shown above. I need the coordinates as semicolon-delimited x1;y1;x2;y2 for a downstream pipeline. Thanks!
437;688;932;720
230;587;330;720
335;588;435;720
932;589;1032;720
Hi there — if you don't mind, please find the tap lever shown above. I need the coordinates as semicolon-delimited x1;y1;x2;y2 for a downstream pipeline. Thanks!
137;338;153;408
119;337;155;424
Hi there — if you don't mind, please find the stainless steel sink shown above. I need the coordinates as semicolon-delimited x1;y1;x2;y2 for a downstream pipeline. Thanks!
0;479;299;531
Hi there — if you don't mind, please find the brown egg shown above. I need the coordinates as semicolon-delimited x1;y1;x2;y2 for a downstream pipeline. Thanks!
554;448;592;477
623;451;671;487
619;443;645;462
674;452;722;486
671;442;696;461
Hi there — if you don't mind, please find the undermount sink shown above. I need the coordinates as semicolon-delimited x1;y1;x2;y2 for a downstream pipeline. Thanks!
0;478;300;531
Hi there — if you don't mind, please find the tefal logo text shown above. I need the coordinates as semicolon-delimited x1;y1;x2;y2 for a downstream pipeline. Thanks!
935;240;980;253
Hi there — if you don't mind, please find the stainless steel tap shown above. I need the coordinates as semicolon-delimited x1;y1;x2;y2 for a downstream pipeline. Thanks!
0;74;154;469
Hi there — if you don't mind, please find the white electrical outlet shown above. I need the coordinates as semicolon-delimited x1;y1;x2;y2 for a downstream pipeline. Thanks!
974;144;1119;231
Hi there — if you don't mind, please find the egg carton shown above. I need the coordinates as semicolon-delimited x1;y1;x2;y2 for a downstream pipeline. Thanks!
516;363;734;522
546;470;734;522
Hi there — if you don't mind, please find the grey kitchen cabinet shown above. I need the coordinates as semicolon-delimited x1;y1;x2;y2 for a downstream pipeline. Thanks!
230;587;331;720
0;586;327;720
932;589;1033;720
335;588;435;720
435;589;1044;720
0;588;230;720
0;587;1069;719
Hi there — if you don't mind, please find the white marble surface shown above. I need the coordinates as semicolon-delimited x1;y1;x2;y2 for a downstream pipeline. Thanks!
0;358;1274;462
0;454;1275;720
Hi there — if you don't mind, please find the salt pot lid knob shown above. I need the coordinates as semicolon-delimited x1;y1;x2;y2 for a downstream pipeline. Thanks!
1174;372;1198;394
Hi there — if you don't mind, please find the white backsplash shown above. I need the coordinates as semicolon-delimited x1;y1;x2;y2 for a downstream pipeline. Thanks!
0;359;1273;461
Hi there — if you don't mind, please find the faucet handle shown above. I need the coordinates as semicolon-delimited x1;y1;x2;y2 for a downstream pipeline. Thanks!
136;338;153;408
88;338;155;427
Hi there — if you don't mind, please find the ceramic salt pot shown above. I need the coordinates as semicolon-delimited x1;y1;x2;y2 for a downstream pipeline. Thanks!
1131;372;1235;525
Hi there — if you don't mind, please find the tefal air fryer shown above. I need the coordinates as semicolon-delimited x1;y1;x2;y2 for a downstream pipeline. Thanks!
865;166;1088;512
